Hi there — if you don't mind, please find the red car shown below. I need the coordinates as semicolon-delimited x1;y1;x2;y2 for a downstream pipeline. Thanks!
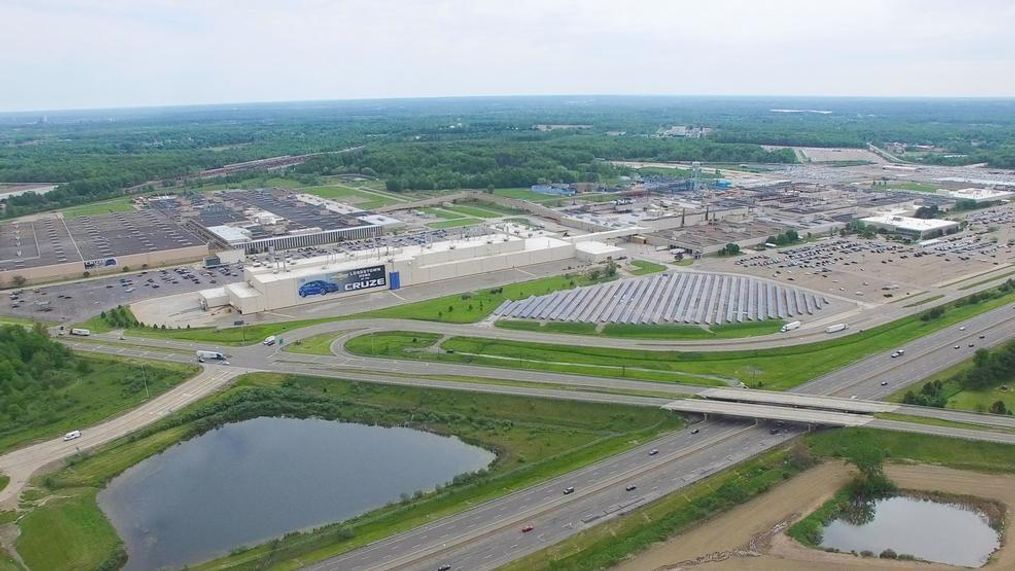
521;524;534;533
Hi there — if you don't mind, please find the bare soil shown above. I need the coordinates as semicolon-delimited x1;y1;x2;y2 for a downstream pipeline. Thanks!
616;463;1015;571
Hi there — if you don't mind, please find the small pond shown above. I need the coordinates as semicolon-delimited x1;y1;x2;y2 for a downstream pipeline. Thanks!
819;495;1000;567
98;416;495;570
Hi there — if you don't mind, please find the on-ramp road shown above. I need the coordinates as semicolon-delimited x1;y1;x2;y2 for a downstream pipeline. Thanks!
0;365;243;509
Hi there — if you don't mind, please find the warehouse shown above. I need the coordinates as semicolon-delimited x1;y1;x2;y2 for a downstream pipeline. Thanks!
200;232;623;314
859;213;959;240
0;211;208;286
945;188;1015;205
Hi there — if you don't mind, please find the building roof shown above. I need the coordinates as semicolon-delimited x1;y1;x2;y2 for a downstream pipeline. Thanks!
860;213;958;232
946;188;1015;202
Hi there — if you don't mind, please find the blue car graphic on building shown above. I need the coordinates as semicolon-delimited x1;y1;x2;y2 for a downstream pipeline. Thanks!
298;280;341;297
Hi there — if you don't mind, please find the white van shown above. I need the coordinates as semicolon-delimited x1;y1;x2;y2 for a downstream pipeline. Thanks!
63;430;82;441
263;335;276;346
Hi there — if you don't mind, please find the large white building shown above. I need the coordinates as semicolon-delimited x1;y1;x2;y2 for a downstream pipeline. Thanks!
859;213;959;240
945;188;1015;204
200;232;624;314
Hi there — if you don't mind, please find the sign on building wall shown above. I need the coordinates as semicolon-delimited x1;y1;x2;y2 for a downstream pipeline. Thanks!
84;257;118;269
297;264;387;298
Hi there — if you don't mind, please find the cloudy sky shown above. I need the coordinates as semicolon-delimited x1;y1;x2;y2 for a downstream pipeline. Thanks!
2;0;1014;111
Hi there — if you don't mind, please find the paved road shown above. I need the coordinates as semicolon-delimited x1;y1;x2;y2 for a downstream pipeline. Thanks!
0;365;243;509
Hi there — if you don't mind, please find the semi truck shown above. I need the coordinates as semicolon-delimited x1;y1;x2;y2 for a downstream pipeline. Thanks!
69;328;91;336
780;321;801;333
195;350;226;361
825;323;848;334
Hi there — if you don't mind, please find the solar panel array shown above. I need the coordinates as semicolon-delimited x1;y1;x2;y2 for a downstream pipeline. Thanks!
494;272;828;325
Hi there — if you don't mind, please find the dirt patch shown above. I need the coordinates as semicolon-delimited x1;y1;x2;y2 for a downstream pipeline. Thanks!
617;463;1014;571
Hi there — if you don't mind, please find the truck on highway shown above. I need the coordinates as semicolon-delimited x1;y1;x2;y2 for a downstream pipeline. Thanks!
780;320;801;333
195;350;226;361
69;328;91;336
825;323;848;334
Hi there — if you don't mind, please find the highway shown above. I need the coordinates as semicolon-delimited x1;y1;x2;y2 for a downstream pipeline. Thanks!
5;300;1011;569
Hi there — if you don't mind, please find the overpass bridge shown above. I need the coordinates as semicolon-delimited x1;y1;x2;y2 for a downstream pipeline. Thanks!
663;388;898;428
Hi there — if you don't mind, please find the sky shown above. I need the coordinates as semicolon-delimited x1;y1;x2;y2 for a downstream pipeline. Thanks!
2;0;1015;112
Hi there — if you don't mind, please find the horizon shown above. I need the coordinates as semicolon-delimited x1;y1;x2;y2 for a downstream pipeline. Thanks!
5;92;1015;117
3;0;1014;113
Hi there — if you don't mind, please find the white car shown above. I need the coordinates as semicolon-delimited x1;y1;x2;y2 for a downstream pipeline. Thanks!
63;430;82;441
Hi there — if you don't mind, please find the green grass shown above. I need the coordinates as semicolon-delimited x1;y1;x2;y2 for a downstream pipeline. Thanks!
808;427;1015;473
284;331;341;355
0;474;7;493
123;316;338;345
494;319;783;341
887;356;1015;414
886;181;940;193
441;204;502;218
426;217;480;229
16;487;124;571
362;272;613;324
673;258;694;267
0;356;198;454
36;372;681;570
421;207;463;220
492;188;561;202
343;331;441;357
59;197;134;219
629;259;667;275
0;315;42;328
347;288;1015;390
495;320;601;335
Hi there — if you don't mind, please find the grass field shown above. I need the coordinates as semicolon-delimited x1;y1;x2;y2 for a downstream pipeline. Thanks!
888;356;1015;413
441;204;502;218
886;181;940;193
0;356;197;453
29;372;680;570
349;288;1015;389
0;474;7;493
494;319;783;341
421;207;462;220
628;259;667;275
426;217;481;229
492;188;560;202
362;272;613;323
59;197;134;219
16;487;124;571
122;316;338;345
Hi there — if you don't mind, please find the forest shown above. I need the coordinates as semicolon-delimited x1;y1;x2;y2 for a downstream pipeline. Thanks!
3;96;1015;215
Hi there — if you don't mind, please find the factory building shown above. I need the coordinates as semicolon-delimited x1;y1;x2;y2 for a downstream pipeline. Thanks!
199;232;623;314
859;214;960;240
945;188;1015;205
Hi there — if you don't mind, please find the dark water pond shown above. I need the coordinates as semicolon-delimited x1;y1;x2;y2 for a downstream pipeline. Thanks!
819;495;1000;567
98;417;495;570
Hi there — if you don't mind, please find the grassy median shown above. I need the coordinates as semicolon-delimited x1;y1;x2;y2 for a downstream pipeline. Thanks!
20;372;680;570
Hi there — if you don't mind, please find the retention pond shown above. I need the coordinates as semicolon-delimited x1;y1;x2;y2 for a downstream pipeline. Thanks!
819;495;1001;567
98;416;495;570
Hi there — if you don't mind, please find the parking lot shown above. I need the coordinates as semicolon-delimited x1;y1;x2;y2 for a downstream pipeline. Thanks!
2;263;244;324
700;232;1013;304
